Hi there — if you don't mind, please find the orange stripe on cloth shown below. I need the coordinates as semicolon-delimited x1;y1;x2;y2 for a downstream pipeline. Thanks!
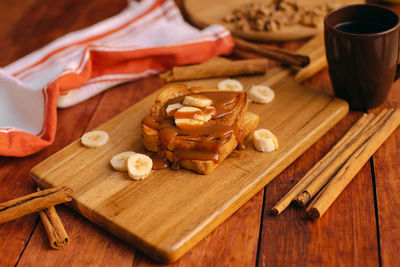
1;0;235;157
16;3;177;82
0;33;233;157
55;33;234;92
13;0;166;78
0;84;59;157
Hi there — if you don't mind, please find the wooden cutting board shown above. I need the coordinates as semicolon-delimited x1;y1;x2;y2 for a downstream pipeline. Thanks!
31;42;348;263
184;0;363;42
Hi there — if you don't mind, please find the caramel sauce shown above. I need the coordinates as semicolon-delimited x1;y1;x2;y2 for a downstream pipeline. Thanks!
174;149;219;161
142;116;160;129
203;106;216;115
148;152;169;170
199;92;239;118
186;94;210;100
167;109;177;117
174;110;203;120
142;91;245;166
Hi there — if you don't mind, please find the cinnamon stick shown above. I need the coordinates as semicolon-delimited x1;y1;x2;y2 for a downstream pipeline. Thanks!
294;109;391;207
307;108;400;220
160;57;268;82
270;113;374;215
294;54;327;83
38;206;69;249
0;186;73;224
233;37;310;67
37;188;69;249
232;48;263;60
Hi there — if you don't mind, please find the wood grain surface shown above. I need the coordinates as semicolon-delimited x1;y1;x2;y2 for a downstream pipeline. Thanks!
1;0;400;266
370;76;400;266
184;0;363;42
31;55;348;262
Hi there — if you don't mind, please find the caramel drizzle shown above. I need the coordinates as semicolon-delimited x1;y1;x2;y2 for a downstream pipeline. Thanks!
174;110;204;120
142;91;245;166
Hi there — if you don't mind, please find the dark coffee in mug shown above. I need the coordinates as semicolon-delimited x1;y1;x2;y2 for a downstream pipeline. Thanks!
334;21;389;34
325;5;400;110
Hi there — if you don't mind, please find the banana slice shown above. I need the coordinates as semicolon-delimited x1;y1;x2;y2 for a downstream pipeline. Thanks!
217;79;243;92
127;153;153;180
253;129;278;152
183;95;212;108
81;130;109;148
174;106;205;129
248;85;275;104
166;103;183;117
203;106;216;122
110;151;136;171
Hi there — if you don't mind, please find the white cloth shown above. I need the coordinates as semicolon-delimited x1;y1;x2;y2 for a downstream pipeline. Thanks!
0;0;233;156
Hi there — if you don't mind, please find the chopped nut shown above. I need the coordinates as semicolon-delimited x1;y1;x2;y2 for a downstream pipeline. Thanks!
224;0;338;32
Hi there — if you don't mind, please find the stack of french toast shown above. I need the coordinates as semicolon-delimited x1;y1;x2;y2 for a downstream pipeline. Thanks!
141;84;260;174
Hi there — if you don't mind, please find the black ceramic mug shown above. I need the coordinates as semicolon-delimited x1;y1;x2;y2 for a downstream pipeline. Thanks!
325;4;400;110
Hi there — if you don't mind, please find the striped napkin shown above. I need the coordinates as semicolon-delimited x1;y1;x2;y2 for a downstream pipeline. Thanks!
0;0;233;157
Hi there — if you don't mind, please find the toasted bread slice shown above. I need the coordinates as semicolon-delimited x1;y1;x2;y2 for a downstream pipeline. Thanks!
240;111;260;138
151;84;247;125
162;111;259;174
142;84;259;174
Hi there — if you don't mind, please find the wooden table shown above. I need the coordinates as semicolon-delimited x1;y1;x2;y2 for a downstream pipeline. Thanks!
1;0;399;266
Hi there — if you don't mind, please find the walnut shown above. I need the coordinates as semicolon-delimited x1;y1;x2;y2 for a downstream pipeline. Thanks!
236;18;251;31
224;0;338;32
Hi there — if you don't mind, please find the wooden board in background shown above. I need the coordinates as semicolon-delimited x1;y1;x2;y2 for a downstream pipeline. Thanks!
184;0;363;42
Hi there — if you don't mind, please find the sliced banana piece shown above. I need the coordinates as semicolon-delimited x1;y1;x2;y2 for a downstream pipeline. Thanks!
110;151;136;171
81;130;109;148
183;95;212;108
217;79;243;92
127;153;153;180
253;129;278;152
166;103;183;117
174;106;205;129
248;85;275;104
203;106;216;122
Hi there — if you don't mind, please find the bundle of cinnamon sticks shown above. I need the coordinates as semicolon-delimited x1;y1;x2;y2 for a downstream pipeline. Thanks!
271;108;400;219
0;186;73;249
